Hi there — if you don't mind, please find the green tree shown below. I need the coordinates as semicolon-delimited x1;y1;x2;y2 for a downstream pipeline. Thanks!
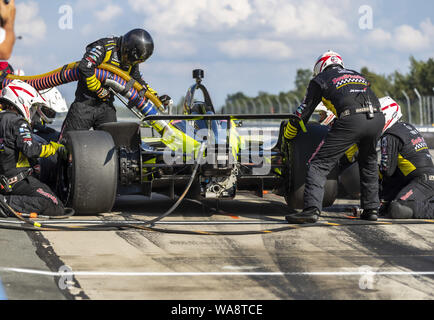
293;68;312;99
360;67;394;98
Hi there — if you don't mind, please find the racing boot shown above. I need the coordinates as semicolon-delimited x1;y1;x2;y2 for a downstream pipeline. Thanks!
360;208;378;221
285;207;320;224
387;201;414;219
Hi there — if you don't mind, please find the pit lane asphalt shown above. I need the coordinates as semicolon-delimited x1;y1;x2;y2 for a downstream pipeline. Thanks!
0;145;432;300
0;190;433;300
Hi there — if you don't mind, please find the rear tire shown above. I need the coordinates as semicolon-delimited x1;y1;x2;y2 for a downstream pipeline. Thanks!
60;130;118;215
284;124;338;210
339;162;361;199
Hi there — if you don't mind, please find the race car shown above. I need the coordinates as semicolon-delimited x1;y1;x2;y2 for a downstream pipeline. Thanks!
48;69;340;215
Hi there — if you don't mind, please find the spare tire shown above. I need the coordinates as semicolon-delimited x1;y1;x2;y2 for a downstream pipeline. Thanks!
284;124;338;210
60;130;118;215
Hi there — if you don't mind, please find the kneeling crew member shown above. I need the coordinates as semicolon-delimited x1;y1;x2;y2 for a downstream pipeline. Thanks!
0;80;66;217
284;51;385;224
379;99;434;219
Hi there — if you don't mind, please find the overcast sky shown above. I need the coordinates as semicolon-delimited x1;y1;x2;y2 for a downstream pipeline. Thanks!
8;0;434;108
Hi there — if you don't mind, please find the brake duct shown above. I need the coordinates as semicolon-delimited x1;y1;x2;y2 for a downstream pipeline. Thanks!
2;62;200;154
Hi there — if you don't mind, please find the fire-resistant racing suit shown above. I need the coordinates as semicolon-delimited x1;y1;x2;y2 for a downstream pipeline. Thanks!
291;65;385;212
0;110;65;216
60;37;153;137
380;122;434;218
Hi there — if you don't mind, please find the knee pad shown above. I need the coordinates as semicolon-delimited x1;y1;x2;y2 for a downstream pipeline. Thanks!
388;200;414;219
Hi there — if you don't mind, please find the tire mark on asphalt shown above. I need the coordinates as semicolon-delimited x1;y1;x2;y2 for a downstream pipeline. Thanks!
116;224;290;299
260;232;341;300
339;225;434;297
27;231;89;300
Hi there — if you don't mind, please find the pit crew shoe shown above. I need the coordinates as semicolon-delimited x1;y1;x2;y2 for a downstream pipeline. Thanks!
387;201;414;219
360;209;378;221
285;207;320;224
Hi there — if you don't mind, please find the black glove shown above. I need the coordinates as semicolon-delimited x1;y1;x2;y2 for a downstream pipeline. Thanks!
159;94;173;108
96;87;110;100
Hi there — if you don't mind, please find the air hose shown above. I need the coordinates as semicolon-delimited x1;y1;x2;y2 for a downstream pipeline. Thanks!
2;62;201;154
0;62;209;230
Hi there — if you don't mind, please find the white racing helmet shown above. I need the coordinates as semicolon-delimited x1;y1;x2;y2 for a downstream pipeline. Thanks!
315;102;336;126
379;96;403;134
38;87;68;123
313;50;344;77
0;80;48;123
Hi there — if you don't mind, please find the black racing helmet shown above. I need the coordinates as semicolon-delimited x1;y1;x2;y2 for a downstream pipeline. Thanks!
120;29;154;66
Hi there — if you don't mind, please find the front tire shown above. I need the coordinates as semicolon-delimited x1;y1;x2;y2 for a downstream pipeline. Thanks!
60;130;118;215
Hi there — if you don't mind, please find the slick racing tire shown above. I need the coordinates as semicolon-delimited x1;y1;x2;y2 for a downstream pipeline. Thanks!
284;124;338;210
339;162;361;199
60;130;118;215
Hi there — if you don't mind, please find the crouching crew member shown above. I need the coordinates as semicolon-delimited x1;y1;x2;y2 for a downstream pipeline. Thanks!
0;80;66;217
379;99;434;219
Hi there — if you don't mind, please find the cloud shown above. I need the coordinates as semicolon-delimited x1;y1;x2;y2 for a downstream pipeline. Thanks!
128;0;351;40
218;39;293;60
365;28;392;47
128;0;252;35
394;24;429;51
15;1;47;45
94;4;123;22
8;54;34;71
251;0;352;39
365;19;434;52
157;40;197;58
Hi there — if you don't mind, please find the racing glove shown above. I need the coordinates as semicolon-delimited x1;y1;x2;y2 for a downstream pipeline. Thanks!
86;74;110;100
40;142;66;158
144;83;158;96
96;87;110;100
159;95;173;108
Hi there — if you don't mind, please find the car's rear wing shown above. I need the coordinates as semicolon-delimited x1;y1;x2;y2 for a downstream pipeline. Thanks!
143;113;301;121
143;113;306;134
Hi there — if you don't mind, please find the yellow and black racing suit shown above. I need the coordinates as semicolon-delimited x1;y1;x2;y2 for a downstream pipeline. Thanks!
380;122;434;218
0;111;65;216
61;36;154;136
294;65;385;211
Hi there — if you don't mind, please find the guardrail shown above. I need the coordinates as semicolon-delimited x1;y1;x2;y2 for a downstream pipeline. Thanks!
218;92;434;127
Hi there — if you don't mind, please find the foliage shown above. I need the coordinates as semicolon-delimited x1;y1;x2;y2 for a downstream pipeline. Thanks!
220;56;434;120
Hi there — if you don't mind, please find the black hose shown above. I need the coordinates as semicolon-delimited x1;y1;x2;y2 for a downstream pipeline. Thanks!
126;141;207;227
0;142;208;232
